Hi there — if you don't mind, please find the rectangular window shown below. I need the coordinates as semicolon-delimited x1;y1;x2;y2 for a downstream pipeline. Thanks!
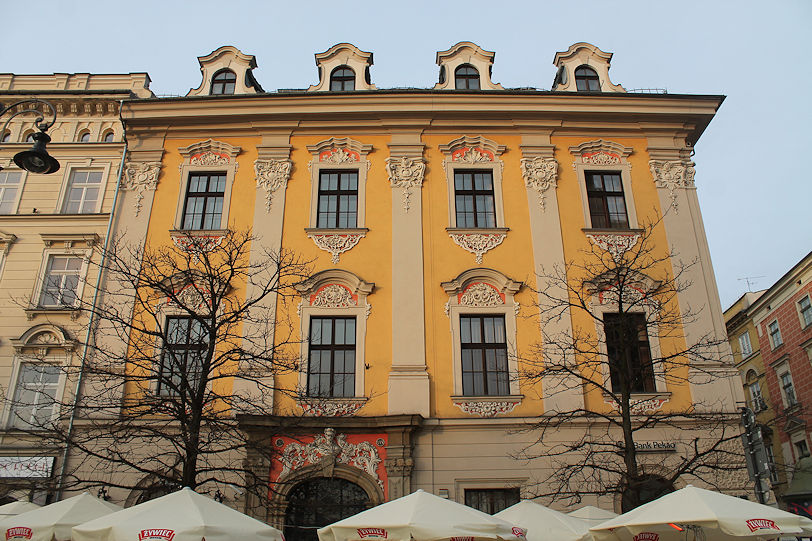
10;364;60;428
795;439;810;460
460;315;509;396
768;320;783;348
317;171;358;228
62;170;103;214
159;316;207;396
454;170;496;228
586;171;629;229
748;381;765;411
307;316;356;398
181;172;226;230
39;256;82;307
799;296;812;328
464;488;520;514
765;444;779;483
0;171;22;214
780;371;797;407
739;332;753;358
605;313;656;393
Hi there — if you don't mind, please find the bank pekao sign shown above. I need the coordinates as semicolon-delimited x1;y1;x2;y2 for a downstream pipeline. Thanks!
633;441;676;453
0;457;54;478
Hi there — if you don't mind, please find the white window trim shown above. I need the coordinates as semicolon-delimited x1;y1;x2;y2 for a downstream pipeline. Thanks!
790;432;810;463
442;268;523;399
0;167;28;215
739;331;754;359
173;139;241;231
773;357;797;409
30;243;93;312
2;324;75;429
569;139;638;231
0;232;16;283
796;294;812;330
767;319;783;350
294;269;374;403
439;135;507;230
305;137;372;229
55;160;112;214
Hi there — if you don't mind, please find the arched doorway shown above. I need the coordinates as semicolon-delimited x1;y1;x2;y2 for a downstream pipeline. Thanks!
284;477;371;541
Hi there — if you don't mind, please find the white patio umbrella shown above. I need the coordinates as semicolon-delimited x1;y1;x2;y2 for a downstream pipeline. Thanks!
0;492;119;541
495;500;591;541
0;501;40;518
72;487;283;541
318;489;528;541
589;485;812;540
567;506;618;527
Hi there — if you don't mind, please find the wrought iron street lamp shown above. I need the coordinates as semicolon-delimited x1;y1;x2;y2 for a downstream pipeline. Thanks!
0;98;60;174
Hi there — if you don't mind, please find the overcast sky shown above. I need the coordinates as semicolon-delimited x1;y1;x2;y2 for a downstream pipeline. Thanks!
3;0;809;308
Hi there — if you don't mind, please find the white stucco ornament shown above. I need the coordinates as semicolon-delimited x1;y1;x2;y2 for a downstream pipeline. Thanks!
459;283;503;307
454;399;520;417
122;161;161;217
519;157;558;212
649;159;696;213
385;156;426;212
279;428;383;488
449;232;506;264
308;233;363;263
254;159;292;213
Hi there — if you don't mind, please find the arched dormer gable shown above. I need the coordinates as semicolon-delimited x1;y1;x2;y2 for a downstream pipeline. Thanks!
434;42;504;91
308;43;376;92
552;42;625;93
441;268;522;301
439;135;506;163
11;324;76;354
178;139;242;164
187;45;264;97
295;269;375;304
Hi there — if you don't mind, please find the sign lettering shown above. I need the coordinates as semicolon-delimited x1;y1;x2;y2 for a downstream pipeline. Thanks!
357;529;387;539
138;529;176;541
745;519;778;532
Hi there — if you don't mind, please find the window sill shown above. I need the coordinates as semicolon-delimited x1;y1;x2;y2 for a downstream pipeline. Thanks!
603;391;672;415
446;227;509;234
296;396;367;417
452;395;522;417
582;227;644;235
25;307;81;320
304;227;369;235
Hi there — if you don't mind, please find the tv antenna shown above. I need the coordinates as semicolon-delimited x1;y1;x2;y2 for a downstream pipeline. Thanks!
738;276;765;292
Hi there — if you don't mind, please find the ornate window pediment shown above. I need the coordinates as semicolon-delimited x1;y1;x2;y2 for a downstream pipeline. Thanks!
177;139;241;166
11;324;76;355
570;139;633;166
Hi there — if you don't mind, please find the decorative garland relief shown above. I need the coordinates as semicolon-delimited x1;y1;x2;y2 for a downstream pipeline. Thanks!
254;159;292;213
449;232;506;264
454;400;520;417
519;157;558;212
308;233;364;264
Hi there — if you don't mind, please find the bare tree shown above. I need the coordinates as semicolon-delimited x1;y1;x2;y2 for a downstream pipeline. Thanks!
6;229;311;504
519;219;744;511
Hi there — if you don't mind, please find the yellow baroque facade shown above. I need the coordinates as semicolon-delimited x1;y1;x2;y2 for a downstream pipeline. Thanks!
40;43;746;527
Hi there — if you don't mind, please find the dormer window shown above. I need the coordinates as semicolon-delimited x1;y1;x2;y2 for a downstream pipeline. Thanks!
330;66;356;91
575;66;600;92
78;131;91;143
455;64;480;90
211;69;236;95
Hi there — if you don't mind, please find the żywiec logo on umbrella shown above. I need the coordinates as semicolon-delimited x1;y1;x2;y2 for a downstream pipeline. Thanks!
5;527;32;540
138;529;176;541
746;519;779;532
632;533;659;541
356;528;387;538
511;527;527;539
450;536;474;541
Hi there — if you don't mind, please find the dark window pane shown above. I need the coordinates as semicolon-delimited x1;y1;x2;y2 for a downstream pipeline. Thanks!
307;317;357;398
585;171;629;229
460;315;509;396
454;170;496;228
181;172;227;230
317;171;358;228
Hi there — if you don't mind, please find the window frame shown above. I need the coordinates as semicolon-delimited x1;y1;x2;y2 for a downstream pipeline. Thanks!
0;168;27;215
585;170;630;229
453;169;497;229
173;140;241;232
210;69;237;95
459;314;510;397
454;64;481;90
464;487;520;514
738;331;753;358
767;319;783;349
574;65;600;92
330;66;356;92
604;312;657;394
7;362;63;429
306;316;358;398
60;169;105;214
773;358;797;408
157;315;208;397
316;170;359;229
570;140;638;231
180;171;228;231
797;295;812;329
32;248;90;311
55;162;112;215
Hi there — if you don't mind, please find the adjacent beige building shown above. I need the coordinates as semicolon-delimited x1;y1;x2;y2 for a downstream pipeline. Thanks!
0;73;151;503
